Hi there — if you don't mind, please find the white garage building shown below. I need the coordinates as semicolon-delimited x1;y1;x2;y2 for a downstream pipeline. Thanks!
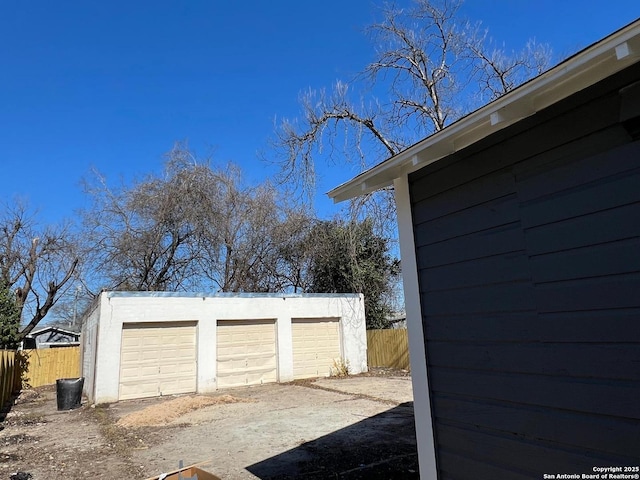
81;292;367;404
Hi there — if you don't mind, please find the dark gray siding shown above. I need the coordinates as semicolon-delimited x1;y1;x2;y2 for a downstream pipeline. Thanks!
409;63;640;479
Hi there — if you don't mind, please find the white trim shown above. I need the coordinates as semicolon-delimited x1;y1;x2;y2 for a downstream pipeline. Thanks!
615;41;639;60
28;326;80;337
329;20;640;203
394;176;438;479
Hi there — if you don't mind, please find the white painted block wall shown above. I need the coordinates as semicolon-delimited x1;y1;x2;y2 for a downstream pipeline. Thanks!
80;301;100;401
83;292;367;404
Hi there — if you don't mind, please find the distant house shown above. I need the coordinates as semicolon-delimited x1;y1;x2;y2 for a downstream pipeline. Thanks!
387;313;407;330
24;326;81;349
330;20;640;479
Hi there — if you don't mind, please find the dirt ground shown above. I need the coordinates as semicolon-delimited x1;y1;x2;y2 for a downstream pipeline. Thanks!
0;369;418;479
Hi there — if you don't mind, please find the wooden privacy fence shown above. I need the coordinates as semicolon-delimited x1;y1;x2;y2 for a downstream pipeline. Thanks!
367;329;410;370
1;350;22;408
21;347;81;388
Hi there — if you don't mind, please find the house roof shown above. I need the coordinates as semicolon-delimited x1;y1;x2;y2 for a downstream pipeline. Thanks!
328;19;640;203
27;326;81;338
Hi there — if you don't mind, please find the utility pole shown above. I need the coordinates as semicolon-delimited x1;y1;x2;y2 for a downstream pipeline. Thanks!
72;285;81;330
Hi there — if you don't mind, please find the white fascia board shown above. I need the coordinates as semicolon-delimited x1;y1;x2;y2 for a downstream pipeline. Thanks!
328;20;640;203
30;326;80;337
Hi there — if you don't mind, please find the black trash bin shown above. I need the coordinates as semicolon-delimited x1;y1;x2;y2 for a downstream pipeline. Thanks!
56;377;84;410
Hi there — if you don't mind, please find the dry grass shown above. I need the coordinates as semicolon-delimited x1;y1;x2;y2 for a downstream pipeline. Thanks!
330;358;350;377
117;395;245;428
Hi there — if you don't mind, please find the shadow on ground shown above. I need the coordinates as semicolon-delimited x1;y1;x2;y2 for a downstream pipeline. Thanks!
246;402;419;479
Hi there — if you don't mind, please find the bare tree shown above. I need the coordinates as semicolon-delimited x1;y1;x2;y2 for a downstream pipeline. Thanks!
272;209;315;293
82;143;315;294
0;201;80;339
465;28;552;100
271;0;552;211
82;147;214;292
366;0;467;134
273;81;402;198
46;284;89;332
194;164;314;293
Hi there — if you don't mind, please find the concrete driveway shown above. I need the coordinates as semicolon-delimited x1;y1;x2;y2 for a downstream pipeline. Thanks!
114;374;418;479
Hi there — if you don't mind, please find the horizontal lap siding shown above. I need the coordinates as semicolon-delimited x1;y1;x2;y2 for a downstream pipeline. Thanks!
409;64;640;478
433;395;639;459
426;310;640;343
436;424;634;478
427;342;640;381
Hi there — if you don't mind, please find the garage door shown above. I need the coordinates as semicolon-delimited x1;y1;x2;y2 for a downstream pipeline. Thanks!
292;318;341;379
119;322;197;400
216;320;277;388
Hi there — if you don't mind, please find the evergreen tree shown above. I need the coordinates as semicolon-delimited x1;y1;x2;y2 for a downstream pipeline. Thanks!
306;219;400;329
0;281;21;349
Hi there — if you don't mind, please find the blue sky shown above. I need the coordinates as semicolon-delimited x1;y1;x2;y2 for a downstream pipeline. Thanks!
1;1;638;224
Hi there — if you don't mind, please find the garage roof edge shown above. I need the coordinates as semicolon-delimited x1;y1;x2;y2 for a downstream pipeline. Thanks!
104;291;363;299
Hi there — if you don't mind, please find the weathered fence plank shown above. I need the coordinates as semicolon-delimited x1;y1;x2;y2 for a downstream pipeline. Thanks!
1;350;18;408
21;347;81;388
366;329;410;370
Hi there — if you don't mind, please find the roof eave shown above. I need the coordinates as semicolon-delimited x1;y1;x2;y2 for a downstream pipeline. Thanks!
29;326;81;337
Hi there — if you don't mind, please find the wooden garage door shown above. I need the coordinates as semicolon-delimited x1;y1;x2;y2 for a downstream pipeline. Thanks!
216;320;277;388
292;318;341;379
119;322;197;401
